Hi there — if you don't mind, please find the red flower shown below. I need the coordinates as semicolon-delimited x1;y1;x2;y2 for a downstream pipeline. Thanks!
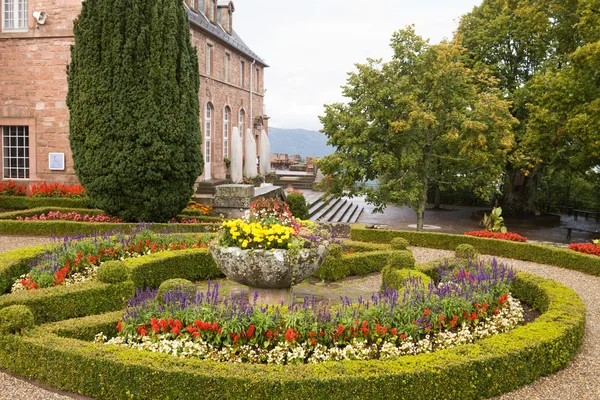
423;308;430;317
390;328;397;335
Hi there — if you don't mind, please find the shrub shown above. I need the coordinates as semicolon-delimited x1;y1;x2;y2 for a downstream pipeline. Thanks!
157;279;195;302
390;237;409;250
0;305;34;335
314;244;347;280
286;192;309;220
97;261;130;284
455;244;479;259
385;251;415;270
67;0;202;222
381;267;431;292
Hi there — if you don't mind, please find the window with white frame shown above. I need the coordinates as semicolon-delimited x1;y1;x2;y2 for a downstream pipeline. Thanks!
223;107;230;159
3;0;27;31
239;109;245;136
206;43;213;75
225;53;230;82
205;103;213;163
2;126;29;179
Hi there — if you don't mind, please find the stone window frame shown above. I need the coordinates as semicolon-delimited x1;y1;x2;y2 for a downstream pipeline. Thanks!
0;122;36;180
205;102;213;164
223;106;230;159
240;60;245;88
238;108;245;137
206;41;213;76
2;0;28;32
224;52;230;82
0;121;29;181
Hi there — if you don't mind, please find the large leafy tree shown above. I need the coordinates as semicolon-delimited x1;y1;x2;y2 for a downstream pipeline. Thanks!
318;27;516;231
456;0;582;215
67;0;202;222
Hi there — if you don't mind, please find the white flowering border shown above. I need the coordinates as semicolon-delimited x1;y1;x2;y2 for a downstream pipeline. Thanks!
97;294;524;365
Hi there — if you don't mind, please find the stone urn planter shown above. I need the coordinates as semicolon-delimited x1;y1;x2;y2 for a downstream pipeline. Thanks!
210;244;329;289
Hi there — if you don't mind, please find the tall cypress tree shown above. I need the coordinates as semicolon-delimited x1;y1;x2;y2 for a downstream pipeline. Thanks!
67;0;202;222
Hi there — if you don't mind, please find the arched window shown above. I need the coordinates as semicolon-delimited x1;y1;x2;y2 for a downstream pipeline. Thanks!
205;103;213;164
223;106;230;159
239;109;245;137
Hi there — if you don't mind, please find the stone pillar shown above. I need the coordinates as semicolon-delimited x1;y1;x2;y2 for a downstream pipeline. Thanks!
244;128;258;177
230;127;243;183
260;129;271;175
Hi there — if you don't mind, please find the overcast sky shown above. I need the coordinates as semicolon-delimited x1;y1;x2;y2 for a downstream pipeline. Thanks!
232;0;482;131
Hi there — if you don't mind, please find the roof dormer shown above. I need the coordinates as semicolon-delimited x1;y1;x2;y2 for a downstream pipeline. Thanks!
203;0;217;23
217;0;234;34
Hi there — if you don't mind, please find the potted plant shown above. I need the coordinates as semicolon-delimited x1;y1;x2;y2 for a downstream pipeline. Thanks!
210;198;329;288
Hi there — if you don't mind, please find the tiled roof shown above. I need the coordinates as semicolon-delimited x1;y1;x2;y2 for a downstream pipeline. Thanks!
187;8;268;67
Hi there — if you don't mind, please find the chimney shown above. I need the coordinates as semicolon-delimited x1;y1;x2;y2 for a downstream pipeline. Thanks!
217;0;234;34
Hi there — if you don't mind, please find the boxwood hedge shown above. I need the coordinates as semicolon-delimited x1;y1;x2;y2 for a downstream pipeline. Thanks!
0;196;91;210
0;220;220;236
0;272;585;399
351;225;600;276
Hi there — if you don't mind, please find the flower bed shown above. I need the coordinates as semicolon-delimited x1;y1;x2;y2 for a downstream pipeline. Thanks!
102;257;522;364
12;227;211;292
16;211;122;223
0;235;587;399
568;242;600;257
464;230;527;242
0;180;86;198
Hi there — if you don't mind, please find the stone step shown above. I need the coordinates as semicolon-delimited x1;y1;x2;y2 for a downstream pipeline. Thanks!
347;205;364;224
308;195;332;219
311;197;344;222
196;179;228;196
334;200;354;223
322;199;347;222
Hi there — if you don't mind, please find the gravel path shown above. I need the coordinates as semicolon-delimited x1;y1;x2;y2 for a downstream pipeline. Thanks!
0;240;598;399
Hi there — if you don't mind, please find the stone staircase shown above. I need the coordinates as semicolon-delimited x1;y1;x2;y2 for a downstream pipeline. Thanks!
195;179;228;196
272;174;315;190
306;194;364;224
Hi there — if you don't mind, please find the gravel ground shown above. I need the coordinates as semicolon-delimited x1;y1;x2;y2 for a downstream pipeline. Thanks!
0;239;598;399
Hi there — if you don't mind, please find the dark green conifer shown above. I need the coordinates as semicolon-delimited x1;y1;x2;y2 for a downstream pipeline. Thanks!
67;0;202;221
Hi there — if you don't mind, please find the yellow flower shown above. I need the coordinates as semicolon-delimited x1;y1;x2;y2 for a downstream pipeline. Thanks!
242;240;248;248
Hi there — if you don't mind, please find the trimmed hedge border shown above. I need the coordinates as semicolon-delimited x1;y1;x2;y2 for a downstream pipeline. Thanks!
0;196;91;210
0;207;105;220
0;245;47;294
0;220;221;236
351;225;600;276
0;272;585;399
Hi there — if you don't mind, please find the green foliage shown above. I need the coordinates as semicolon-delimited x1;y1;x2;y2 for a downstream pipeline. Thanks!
0;272;584;399
455;244;480;260
67;0;202;222
0;281;134;324
381;267;431;292
390;237;409;250
126;249;223;289
0;220;219;236
97;261;130;284
481;207;507;233
0;196;91;210
0;305;34;335
351;225;600;276
319;26;515;231
285;192;309;220
385;251;415;270
157;279;195;302
0;245;47;294
313;244;347;281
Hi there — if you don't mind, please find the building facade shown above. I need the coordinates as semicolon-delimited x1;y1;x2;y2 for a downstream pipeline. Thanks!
0;0;268;184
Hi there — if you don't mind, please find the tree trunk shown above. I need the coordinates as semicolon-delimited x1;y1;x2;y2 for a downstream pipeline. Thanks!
501;164;544;216
433;184;441;209
416;202;425;232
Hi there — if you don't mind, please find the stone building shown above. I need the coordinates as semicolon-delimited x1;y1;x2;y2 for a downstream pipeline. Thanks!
0;0;268;183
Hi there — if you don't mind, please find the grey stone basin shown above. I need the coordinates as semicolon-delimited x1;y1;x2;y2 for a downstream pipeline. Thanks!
210;244;329;289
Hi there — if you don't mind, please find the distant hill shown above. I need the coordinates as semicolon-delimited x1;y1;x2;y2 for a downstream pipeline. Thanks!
268;127;334;158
